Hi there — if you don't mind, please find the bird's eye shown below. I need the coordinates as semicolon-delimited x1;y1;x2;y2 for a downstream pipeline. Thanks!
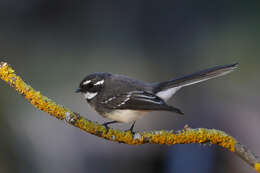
87;83;94;89
80;79;103;93
85;82;101;92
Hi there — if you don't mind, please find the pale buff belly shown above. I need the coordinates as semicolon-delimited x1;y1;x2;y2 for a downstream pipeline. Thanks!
104;110;149;123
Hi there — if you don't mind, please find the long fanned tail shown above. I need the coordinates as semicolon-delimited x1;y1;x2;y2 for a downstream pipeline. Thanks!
153;63;238;101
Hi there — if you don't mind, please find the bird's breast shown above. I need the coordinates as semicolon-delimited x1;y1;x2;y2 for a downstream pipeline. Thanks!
104;110;148;123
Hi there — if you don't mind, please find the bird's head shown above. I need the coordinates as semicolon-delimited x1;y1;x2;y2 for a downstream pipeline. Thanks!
76;72;111;100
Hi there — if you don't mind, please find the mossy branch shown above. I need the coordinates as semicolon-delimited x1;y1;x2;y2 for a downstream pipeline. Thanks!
0;61;259;172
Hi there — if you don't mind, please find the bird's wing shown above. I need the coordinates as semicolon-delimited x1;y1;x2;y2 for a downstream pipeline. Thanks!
101;91;183;115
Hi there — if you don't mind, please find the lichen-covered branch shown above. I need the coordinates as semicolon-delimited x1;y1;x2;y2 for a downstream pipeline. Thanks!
0;61;259;172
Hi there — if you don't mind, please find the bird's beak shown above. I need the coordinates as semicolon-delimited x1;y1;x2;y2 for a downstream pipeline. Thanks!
75;88;81;93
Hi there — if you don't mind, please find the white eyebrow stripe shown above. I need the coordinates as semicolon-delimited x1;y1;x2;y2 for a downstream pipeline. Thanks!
94;79;104;85
83;80;92;85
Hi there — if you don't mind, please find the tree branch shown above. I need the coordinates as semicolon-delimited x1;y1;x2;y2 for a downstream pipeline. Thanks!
0;61;259;172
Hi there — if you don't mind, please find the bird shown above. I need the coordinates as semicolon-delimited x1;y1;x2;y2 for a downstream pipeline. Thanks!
75;63;237;133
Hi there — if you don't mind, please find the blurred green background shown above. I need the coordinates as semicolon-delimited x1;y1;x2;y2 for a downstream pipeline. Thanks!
0;1;260;173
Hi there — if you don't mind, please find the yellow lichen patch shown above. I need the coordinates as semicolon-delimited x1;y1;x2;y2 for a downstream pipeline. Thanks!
140;128;236;152
255;163;260;173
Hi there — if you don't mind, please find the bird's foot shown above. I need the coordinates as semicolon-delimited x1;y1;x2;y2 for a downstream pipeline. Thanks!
125;121;136;135
102;121;118;133
102;123;110;133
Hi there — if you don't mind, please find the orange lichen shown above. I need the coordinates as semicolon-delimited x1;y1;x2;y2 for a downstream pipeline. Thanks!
255;163;260;173
138;128;236;151
0;61;237;151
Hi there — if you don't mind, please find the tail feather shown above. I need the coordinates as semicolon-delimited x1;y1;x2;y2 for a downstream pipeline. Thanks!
153;63;238;101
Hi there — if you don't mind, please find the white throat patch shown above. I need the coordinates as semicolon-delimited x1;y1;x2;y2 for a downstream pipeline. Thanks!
84;92;98;100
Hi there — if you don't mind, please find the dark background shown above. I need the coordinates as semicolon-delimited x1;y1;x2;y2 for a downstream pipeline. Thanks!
0;1;260;173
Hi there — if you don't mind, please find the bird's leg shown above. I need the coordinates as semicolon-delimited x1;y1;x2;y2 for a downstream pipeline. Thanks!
102;121;118;133
127;121;136;135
